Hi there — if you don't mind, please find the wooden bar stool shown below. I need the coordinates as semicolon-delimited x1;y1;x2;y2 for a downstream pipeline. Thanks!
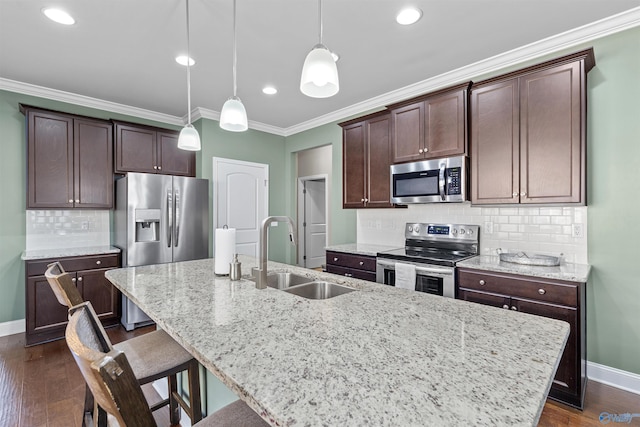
66;302;269;427
45;262;203;426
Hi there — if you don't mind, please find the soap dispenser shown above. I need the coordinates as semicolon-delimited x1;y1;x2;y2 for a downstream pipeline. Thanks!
230;254;242;281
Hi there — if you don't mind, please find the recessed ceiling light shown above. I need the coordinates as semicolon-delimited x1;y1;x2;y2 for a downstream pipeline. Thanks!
42;8;75;25
262;86;277;95
396;7;422;25
175;55;195;66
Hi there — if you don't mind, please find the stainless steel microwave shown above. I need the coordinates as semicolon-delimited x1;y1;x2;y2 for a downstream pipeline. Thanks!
390;156;467;204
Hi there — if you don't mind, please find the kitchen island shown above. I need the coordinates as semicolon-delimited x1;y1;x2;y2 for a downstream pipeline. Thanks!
106;256;569;426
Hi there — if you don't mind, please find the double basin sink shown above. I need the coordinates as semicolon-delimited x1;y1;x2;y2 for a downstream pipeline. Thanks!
260;272;356;300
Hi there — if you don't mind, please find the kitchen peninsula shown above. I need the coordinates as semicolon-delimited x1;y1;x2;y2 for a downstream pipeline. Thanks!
106;256;569;426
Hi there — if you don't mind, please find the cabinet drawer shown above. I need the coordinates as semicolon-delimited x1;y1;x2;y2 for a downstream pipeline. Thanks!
326;251;376;272
457;268;578;307
326;265;376;282
27;254;120;277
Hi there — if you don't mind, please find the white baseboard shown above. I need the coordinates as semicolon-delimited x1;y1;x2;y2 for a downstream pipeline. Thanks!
588;361;640;395
0;319;25;337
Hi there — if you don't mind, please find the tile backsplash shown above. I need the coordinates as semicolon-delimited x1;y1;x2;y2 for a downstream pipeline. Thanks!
26;210;110;251
357;203;588;264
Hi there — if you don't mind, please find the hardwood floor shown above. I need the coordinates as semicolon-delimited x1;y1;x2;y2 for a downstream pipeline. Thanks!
1;325;638;426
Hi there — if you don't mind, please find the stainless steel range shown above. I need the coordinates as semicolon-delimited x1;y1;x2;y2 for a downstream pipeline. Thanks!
376;223;480;298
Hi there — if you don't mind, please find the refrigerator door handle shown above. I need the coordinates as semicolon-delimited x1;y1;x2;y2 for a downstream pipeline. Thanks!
174;189;180;247
167;189;173;247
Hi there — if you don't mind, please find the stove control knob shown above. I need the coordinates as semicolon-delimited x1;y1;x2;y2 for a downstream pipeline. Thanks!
452;229;457;235
459;229;466;235
408;226;413;232
414;225;420;233
467;229;473;235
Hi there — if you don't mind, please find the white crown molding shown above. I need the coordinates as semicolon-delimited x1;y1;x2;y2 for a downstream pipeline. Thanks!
588;361;640;396
0;77;184;126
0;319;25;337
283;7;640;136
2;7;638;137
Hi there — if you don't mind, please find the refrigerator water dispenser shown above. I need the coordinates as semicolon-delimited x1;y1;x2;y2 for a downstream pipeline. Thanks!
135;209;160;242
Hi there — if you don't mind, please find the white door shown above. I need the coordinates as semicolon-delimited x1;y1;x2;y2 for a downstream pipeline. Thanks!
298;177;327;268
213;158;268;258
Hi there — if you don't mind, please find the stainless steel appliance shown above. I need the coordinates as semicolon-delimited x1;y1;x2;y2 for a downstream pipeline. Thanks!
376;223;479;297
114;172;209;330
390;156;467;204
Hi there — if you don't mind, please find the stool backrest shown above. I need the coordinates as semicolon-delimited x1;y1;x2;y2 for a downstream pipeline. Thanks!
66;302;156;427
45;262;83;307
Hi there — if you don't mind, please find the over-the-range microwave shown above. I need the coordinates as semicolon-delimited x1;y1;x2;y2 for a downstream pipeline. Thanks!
390;155;467;204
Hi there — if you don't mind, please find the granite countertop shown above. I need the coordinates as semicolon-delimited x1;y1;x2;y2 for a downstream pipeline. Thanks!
21;245;121;261
457;256;591;283
325;243;401;257
106;256;569;427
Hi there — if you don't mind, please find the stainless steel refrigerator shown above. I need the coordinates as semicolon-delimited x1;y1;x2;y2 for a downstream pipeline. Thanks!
114;172;209;330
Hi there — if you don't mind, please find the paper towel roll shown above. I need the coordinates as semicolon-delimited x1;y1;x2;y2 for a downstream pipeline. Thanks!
214;227;236;275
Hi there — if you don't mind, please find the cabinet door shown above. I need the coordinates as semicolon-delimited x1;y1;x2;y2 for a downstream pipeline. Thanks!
424;89;466;158
366;114;393;208
158;130;196;177
74;118;113;208
342;122;366;208
470;79;520;204
114;122;157;174
27;110;74;209
391;101;424;163
519;61;584;204
457;288;510;308
26;276;69;345
513;298;579;399
77;268;119;321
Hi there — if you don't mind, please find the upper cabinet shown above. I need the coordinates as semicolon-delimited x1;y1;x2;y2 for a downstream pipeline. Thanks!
389;82;470;163
340;112;394;209
114;121;195;177
21;105;113;209
470;49;595;205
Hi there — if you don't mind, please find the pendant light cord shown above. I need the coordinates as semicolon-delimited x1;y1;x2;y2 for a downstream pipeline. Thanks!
185;0;192;125
318;0;323;44
232;0;237;97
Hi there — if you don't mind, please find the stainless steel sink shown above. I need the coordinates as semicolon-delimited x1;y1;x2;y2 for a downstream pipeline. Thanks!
263;272;312;290
283;281;357;300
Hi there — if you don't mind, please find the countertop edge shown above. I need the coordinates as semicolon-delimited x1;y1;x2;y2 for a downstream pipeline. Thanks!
21;246;121;261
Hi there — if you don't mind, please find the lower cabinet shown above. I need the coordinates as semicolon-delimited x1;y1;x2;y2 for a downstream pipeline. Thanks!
457;268;586;409
325;251;376;282
25;253;121;346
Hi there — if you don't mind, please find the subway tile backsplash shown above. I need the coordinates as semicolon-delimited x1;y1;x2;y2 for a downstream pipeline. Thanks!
26;210;110;251
357;203;588;264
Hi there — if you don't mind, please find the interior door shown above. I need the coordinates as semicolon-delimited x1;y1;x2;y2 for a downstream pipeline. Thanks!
303;179;327;268
213;158;268;258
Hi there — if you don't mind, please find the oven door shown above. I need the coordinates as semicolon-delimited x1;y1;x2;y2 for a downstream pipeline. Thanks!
375;258;455;298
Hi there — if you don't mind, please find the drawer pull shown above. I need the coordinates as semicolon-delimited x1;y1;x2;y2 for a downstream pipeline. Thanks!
479;280;485;285
359;261;364;266
502;304;509;309
96;260;102;265
333;257;338;262
511;306;518;311
345;273;352;277
538;288;546;295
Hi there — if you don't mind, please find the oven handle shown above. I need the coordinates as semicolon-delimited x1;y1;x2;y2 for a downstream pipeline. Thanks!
376;259;453;276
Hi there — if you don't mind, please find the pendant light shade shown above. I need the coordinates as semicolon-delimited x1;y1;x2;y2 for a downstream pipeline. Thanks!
300;0;339;98
220;96;248;132
178;0;201;151
220;0;248;132
300;43;339;98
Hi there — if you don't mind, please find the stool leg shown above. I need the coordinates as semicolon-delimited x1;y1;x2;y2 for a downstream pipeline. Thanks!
168;374;181;424
82;384;93;427
187;360;203;423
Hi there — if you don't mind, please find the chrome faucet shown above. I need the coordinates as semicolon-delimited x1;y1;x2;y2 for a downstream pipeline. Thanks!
255;216;297;289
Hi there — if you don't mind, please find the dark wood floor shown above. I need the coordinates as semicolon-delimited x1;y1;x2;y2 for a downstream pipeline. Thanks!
1;326;638;426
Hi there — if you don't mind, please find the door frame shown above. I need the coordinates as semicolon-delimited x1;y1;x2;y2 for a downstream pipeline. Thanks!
297;174;329;268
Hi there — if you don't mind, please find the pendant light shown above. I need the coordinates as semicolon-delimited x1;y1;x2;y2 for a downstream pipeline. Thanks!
178;0;201;150
300;0;339;98
220;0;248;132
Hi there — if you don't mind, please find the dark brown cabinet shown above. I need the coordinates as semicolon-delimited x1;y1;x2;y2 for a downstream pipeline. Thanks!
340;112;394;208
326;251;376;282
21;106;113;209
470;49;594;205
457;268;586;409
114;121;195;177
389;83;470;163
25;253;121;346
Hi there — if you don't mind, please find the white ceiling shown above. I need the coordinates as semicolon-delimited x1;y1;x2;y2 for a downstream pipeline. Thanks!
1;0;639;134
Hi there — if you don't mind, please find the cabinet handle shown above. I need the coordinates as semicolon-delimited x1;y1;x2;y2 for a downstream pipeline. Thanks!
512;192;518;197
521;192;527;197
418;148;424;154
96;260;101;265
424;147;428;152
345;273;353;277
333;257;338;262
75;199;80;203
154;166;158;170
502;304;509;309
538;288;546;295
511;306;517;311
359;261;364;266
361;198;365;202
77;277;83;282
158;166;162;170
479;280;485;285
69;199;74;203
364;198;369;203
71;277;76;283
